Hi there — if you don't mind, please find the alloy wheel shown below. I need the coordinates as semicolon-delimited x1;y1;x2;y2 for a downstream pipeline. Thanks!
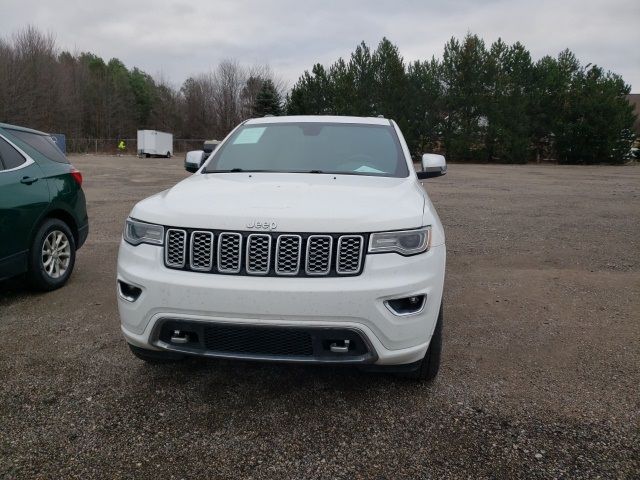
42;230;71;279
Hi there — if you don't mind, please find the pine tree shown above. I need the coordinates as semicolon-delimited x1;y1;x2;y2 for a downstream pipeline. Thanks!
328;58;354;114
348;42;375;116
407;58;443;155
529;50;579;161
554;65;635;164
253;79;282;116
372;38;407;120
484;40;534;163
286;64;331;115
441;34;490;162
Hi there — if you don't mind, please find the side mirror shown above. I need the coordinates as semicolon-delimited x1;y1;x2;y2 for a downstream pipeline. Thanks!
185;150;206;173
417;153;447;179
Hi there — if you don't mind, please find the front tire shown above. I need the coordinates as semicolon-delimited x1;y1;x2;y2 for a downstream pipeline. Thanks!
403;303;443;381
27;218;76;291
128;344;185;363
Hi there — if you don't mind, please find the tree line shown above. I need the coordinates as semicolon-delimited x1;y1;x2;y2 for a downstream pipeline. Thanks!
0;26;636;163
0;26;284;145
287;36;637;164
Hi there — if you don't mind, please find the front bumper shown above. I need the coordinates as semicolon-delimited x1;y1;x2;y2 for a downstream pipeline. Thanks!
145;319;379;364
117;240;445;366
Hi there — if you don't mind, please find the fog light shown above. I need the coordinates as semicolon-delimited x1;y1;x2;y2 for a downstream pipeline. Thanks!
118;280;142;302
384;294;426;316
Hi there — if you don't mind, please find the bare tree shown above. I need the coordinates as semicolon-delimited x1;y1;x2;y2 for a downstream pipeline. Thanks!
181;72;218;138
150;73;184;135
1;26;59;130
0;38;15;122
212;59;245;136
0;26;289;147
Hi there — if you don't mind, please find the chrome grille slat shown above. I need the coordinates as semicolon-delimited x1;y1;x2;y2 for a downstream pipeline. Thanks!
246;234;272;275
165;230;365;276
165;229;186;267
336;235;364;274
218;232;243;273
305;235;333;275
275;235;302;275
190;231;214;271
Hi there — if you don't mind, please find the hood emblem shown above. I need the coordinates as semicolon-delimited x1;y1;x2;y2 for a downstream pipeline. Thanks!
247;220;277;231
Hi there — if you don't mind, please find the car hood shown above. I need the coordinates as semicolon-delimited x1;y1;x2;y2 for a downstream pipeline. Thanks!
130;172;426;233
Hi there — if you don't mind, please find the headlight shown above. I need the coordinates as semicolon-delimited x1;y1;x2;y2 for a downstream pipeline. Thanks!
123;218;164;246
368;227;431;256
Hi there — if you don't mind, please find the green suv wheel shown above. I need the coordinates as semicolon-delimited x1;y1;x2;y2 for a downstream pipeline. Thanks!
27;218;76;291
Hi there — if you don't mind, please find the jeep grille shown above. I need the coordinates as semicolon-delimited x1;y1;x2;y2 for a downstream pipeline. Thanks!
163;229;367;277
165;229;186;268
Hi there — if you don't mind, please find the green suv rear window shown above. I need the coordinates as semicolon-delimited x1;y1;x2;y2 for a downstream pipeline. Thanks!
0;136;27;169
8;129;69;164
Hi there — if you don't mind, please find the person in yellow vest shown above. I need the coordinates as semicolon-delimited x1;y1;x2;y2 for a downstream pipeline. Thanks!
117;139;126;156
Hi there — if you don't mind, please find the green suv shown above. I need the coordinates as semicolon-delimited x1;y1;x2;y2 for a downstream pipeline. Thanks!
0;123;88;290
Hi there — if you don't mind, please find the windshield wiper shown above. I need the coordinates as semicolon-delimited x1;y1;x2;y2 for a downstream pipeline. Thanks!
205;168;262;173
204;168;332;174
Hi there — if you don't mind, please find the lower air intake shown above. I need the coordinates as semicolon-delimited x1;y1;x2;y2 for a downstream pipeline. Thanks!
203;325;314;356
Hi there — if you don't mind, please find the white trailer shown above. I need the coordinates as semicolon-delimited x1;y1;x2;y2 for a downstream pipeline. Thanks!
137;130;173;158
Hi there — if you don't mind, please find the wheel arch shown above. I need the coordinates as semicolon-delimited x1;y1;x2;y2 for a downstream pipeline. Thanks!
31;208;79;247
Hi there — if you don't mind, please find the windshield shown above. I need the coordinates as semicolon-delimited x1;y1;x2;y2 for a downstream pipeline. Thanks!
203;122;409;177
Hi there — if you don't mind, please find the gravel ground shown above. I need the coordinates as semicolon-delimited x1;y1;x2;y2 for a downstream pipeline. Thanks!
1;156;639;479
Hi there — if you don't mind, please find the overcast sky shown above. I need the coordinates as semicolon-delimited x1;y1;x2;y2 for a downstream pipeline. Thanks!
3;0;639;91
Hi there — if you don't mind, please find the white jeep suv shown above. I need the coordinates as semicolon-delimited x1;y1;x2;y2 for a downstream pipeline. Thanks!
117;116;446;380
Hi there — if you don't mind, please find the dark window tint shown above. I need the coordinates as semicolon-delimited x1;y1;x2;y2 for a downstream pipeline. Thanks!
8;129;68;164
0;136;26;170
